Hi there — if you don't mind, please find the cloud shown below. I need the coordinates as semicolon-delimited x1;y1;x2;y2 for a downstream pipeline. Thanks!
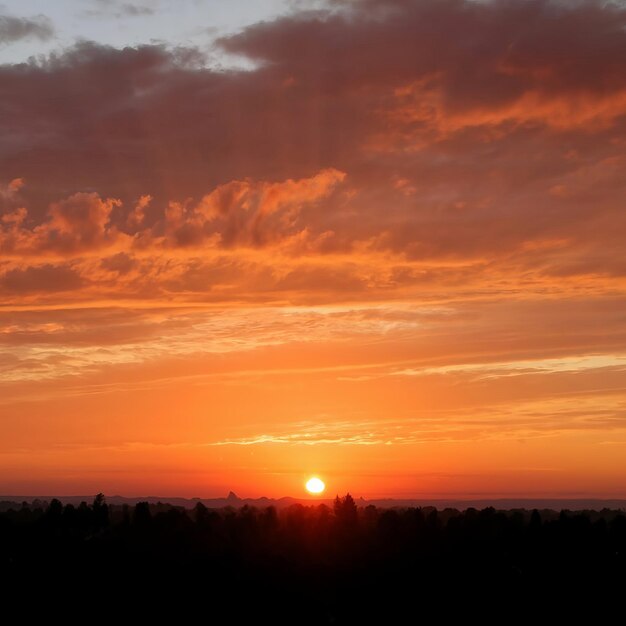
118;3;155;17
392;355;626;381
126;194;151;228
0;169;345;261
207;391;626;447
0;264;83;294
100;251;137;275
160;167;346;249
0;178;24;207
0;1;625;443
0;1;623;283
85;1;156;18
0;14;54;44
0;192;125;257
220;0;626;127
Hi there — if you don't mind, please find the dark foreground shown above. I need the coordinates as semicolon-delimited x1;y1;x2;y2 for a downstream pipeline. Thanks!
2;494;625;622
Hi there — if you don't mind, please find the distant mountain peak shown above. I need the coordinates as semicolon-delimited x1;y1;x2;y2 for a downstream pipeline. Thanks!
227;491;240;501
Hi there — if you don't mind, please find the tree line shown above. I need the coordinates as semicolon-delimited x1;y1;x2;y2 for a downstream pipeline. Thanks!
1;493;625;621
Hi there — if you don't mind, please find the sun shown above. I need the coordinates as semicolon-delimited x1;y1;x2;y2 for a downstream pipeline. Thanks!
305;477;326;495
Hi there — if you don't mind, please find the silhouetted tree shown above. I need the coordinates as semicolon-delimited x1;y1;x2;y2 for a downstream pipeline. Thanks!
334;493;358;527
333;495;342;516
133;501;152;527
45;498;63;524
530;509;542;529
93;493;109;527
194;502;209;525
122;503;131;526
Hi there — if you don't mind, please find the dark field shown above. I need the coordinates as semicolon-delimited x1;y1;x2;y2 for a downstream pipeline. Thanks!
2;494;625;622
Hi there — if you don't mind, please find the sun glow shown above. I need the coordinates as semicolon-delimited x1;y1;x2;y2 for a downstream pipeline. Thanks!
305;477;325;495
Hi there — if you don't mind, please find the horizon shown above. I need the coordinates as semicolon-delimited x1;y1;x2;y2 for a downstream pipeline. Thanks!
5;491;626;503
2;0;626;499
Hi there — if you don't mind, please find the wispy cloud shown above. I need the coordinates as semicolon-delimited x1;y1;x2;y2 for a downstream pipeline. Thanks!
207;392;626;447
393;355;626;381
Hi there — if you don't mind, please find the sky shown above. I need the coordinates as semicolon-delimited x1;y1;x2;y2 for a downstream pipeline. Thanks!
1;0;626;499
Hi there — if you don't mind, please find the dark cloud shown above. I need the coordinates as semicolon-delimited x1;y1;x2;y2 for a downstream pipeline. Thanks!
221;0;626;98
0;264;83;294
0;14;54;44
0;0;625;304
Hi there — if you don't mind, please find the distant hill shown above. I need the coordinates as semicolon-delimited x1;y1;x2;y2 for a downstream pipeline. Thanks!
2;493;626;512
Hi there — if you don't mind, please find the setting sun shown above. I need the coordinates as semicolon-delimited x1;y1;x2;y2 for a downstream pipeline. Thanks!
305;477;326;495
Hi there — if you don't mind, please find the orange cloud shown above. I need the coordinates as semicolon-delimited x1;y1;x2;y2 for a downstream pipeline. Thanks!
0;169;346;261
0;192;124;257
163;167;346;249
127;194;152;229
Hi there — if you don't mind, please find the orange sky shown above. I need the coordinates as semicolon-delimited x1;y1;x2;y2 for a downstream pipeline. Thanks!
1;0;626;498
